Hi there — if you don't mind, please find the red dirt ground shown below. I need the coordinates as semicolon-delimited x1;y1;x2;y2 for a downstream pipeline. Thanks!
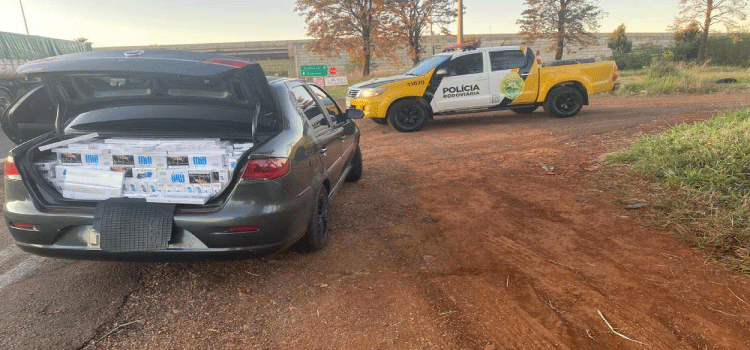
87;94;750;350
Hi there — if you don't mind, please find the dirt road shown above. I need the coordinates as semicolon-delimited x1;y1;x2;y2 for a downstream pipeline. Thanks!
2;94;750;350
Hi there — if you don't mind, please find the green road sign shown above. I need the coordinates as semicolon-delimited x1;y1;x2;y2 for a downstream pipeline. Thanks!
300;64;328;77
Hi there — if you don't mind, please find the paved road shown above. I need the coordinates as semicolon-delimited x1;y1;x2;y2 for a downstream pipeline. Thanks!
1;94;750;349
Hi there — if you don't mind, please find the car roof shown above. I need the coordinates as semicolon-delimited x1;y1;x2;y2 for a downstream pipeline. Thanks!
17;49;260;77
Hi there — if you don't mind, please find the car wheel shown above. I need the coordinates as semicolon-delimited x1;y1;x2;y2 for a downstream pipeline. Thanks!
511;106;538;114
345;146;362;182
0;90;12;117
544;86;583;118
387;99;429;132
371;117;388;125
296;186;330;252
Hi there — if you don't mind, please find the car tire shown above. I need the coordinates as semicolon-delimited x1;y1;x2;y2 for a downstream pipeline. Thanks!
345;146;362;182
296;186;330;252
371;117;388;125
0;90;12;117
511;106;538;114
387;99;430;132
544;86;583;118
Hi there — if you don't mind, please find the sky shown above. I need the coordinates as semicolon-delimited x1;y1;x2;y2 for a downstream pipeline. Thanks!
0;0;743;48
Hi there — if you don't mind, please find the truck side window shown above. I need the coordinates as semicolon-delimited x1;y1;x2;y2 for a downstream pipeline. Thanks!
448;53;483;76
290;85;330;130
489;50;527;71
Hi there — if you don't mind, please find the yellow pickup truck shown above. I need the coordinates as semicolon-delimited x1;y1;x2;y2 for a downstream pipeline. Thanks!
346;45;619;132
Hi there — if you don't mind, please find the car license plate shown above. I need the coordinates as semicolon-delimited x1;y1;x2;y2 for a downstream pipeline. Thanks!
345;100;351;108
87;228;100;248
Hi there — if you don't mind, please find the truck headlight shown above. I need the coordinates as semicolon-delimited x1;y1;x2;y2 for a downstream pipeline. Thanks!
357;87;387;98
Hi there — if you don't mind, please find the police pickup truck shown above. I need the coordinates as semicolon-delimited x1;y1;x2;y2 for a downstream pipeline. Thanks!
346;44;619;132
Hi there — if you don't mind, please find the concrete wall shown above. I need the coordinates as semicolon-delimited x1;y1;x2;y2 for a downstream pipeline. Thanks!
99;33;674;77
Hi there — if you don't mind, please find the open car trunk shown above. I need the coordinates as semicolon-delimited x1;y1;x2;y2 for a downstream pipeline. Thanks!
3;55;282;210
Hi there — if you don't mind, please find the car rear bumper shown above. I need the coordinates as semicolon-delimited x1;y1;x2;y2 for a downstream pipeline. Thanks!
4;178;316;261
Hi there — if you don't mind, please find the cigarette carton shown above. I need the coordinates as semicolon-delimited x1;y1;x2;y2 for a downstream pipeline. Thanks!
111;153;135;166
35;161;57;172
64;167;124;189
189;152;224;168
62;183;121;200
135;152;167;168
82;149;112;167
166;154;190;168
188;170;212;185
133;168;157;181
55;149;83;166
55;166;69;180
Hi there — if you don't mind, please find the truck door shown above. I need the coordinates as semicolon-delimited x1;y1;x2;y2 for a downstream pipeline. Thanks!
290;85;344;182
488;47;539;106
430;52;491;113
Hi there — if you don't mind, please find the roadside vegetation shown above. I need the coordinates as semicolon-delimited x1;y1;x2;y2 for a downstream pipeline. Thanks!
606;109;750;271
612;64;750;96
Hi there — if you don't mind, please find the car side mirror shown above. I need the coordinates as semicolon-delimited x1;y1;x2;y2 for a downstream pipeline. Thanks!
345;108;364;120
435;68;449;76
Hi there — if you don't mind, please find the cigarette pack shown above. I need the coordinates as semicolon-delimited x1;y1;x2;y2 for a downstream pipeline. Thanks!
111;153;135;166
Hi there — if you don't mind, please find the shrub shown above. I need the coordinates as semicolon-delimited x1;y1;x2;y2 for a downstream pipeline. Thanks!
705;33;750;67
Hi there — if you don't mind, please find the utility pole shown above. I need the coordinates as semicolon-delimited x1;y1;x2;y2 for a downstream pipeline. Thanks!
19;0;30;35
456;0;463;44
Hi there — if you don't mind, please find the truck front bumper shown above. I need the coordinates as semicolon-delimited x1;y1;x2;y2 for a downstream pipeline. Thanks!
346;98;384;119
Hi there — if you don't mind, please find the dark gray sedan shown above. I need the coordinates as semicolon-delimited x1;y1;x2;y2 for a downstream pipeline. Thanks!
1;49;363;261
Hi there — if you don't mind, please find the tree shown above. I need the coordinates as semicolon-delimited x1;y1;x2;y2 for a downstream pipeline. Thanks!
295;0;395;76
608;24;632;55
388;0;457;65
517;0;606;60
673;21;702;60
673;0;748;62
73;37;90;43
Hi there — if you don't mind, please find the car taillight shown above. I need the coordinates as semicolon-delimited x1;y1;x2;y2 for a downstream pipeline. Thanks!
10;222;35;230
4;156;20;179
613;65;619;81
228;226;259;233
242;158;289;179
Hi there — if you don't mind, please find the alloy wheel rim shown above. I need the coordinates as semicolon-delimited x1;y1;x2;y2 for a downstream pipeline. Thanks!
555;93;579;114
396;106;423;127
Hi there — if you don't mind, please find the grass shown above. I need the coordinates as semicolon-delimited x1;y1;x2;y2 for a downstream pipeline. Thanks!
606;109;750;271
612;64;750;96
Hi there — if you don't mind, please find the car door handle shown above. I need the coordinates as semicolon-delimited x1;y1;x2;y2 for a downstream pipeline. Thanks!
319;147;328;154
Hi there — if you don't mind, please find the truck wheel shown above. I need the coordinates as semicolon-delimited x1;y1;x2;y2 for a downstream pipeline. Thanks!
345;146;362;182
511;106;538;114
544;87;583;118
387;100;429;132
296;186;330;252
0;90;12;117
371;118;388;125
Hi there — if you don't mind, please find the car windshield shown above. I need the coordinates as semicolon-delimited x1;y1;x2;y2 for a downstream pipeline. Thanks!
404;55;451;76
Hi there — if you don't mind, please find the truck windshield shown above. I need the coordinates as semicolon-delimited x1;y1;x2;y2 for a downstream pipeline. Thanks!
404;55;451;76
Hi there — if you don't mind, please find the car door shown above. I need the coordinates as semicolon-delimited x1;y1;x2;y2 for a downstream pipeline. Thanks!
430;52;491;113
307;84;356;165
488;47;539;105
1;85;57;145
290;84;344;182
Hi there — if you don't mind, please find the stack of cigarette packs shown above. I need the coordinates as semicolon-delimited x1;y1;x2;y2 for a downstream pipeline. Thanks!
36;137;253;204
